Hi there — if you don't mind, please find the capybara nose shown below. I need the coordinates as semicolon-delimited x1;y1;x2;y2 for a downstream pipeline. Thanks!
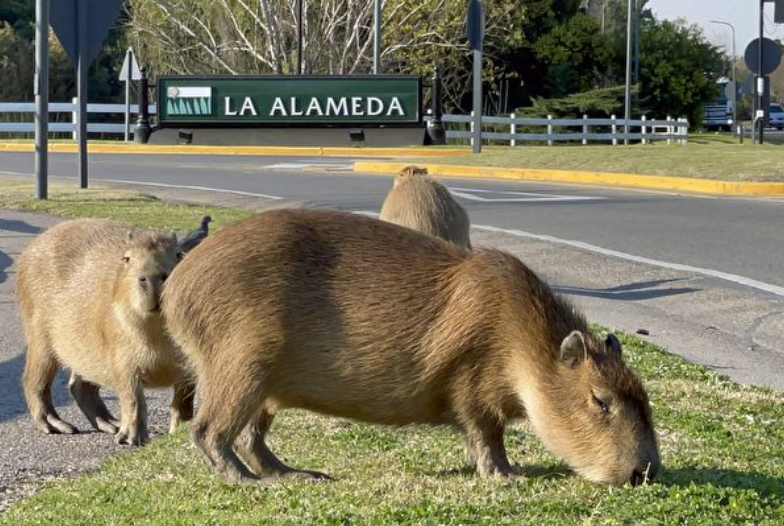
630;470;645;486
630;461;658;486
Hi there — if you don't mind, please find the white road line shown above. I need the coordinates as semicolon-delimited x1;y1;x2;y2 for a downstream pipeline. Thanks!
447;187;604;203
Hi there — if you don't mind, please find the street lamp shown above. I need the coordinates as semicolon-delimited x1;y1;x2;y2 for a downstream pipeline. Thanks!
624;0;632;144
710;20;737;131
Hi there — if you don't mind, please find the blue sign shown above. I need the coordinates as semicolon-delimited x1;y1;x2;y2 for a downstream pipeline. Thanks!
50;0;124;65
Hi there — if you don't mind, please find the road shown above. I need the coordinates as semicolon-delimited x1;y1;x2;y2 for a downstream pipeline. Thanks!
2;150;784;509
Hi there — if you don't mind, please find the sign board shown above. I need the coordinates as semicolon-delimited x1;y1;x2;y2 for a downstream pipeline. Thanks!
50;0;124;65
119;48;141;82
467;0;485;52
157;76;423;127
776;0;784;24
744;38;782;75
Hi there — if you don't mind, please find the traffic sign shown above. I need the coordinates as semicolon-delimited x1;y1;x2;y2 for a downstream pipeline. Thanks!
50;0;124;65
119;48;142;82
467;0;484;52
744;38;782;75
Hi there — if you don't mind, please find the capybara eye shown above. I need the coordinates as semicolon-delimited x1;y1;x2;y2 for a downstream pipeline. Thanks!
161;274;168;282
123;256;130;263
592;394;609;413
139;276;148;287
176;252;185;260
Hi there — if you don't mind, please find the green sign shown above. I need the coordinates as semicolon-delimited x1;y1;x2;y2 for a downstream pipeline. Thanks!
157;75;422;126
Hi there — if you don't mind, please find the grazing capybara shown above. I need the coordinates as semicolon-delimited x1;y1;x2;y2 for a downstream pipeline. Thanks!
17;219;193;445
379;166;471;248
162;209;659;485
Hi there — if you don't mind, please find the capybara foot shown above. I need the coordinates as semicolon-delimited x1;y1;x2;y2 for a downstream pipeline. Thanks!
95;417;120;434
114;425;149;446
279;469;333;482
34;414;78;435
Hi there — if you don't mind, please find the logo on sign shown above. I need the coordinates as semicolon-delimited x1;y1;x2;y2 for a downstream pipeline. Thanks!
166;87;213;116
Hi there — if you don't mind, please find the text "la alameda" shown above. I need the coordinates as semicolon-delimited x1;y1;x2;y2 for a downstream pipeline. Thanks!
225;96;406;118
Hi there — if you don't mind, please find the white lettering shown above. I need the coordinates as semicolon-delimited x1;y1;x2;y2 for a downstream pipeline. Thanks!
306;98;324;116
270;97;287;116
326;97;349;116
367;97;384;116
387;97;404;117
290;97;304;116
224;97;237;116
239;97;257;116
352;97;364;116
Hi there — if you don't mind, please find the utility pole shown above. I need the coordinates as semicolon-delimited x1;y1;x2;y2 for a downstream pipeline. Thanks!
758;0;765;144
373;0;382;74
296;0;303;75
624;0;633;145
35;0;49;200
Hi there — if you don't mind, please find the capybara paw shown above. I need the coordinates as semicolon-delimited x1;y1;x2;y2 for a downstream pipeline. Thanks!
39;415;78;435
95;417;120;434
114;428;149;446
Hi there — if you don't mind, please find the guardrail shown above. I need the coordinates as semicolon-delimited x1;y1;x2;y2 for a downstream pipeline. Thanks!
0;101;157;136
438;113;689;146
0;101;688;146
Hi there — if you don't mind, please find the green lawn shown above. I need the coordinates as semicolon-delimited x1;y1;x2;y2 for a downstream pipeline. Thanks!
421;135;784;182
1;331;782;525
1;178;782;524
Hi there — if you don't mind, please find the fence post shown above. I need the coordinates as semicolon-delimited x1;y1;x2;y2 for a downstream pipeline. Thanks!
470;111;474;148
641;115;647;145
510;113;516;147
666;116;672;146
582;114;588;145
71;97;78;140
547;114;554;147
611;114;618;146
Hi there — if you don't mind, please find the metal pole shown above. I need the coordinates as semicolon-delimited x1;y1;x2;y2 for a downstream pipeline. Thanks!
296;0;303;75
758;0;765;145
124;49;132;142
76;0;88;188
473;48;482;154
624;0;633;145
373;0;382;74
35;0;49;200
135;67;151;144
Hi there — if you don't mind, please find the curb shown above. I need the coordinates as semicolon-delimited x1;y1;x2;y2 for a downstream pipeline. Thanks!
354;161;784;197
0;143;470;158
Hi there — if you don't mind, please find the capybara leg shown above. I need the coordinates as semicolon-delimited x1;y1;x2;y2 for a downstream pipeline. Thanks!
191;418;258;484
68;373;119;434
114;379;149;446
235;411;331;481
169;380;195;433
464;422;515;478
23;340;77;435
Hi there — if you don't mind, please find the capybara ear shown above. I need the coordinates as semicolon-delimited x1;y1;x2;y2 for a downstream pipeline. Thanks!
125;230;135;244
560;330;588;368
605;333;622;357
122;251;131;264
166;232;178;245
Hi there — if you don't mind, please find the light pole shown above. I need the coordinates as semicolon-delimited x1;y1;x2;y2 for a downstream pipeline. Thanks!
710;20;737;131
296;0;303;75
624;0;632;144
373;0;382;74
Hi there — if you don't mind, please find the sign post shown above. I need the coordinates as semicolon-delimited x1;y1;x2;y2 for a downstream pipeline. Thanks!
119;47;142;141
35;0;49;200
744;36;782;145
467;0;484;154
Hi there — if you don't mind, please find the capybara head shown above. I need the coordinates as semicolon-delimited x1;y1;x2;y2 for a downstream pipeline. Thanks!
526;331;660;486
393;165;428;188
119;231;182;315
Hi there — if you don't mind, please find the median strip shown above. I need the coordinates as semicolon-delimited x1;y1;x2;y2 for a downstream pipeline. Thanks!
355;161;784;196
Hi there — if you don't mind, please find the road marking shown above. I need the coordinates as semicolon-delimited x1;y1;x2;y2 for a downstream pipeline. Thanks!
447;186;605;203
267;162;354;171
355;210;784;298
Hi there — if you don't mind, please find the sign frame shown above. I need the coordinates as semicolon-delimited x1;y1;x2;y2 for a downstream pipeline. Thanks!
156;74;424;128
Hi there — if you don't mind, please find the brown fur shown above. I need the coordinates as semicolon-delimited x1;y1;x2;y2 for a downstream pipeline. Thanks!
162;209;659;484
17;219;194;445
379;166;471;248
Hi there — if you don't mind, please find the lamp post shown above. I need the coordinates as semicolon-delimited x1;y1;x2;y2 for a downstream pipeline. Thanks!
624;0;633;144
296;0;303;75
373;0;382;74
710;20;737;132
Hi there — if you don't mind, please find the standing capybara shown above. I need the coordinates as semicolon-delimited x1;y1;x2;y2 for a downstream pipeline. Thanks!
17;219;193;445
162;209;659;485
379;166;472;248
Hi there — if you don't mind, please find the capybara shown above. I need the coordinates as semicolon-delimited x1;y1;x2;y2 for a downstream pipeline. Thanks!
17;219;193;445
379;166;472;248
162;209;659;485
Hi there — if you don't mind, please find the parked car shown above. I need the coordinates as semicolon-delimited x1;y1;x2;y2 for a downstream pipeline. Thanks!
769;103;784;130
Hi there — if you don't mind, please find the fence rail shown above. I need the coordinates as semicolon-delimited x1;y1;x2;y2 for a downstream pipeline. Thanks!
0;102;688;145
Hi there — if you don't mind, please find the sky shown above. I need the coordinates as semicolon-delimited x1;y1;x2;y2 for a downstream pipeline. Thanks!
648;0;784;56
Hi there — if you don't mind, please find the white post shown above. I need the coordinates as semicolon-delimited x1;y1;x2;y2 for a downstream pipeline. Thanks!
641;115;647;145
71;97;78;141
582;114;588;145
611;114;618;146
547;114;554;147
470;111;475;148
510;113;516;147
666;116;672;146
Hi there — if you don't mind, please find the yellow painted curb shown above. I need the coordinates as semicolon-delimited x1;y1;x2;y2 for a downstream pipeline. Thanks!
0;142;471;158
355;161;784;197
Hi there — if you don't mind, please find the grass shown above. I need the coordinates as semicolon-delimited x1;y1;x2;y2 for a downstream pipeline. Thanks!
0;179;252;231
417;134;784;182
1;179;783;524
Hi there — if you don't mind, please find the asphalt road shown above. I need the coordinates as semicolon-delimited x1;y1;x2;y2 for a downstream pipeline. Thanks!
2;152;784;291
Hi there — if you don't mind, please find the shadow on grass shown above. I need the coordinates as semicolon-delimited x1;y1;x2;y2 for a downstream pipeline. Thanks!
435;464;573;481
661;467;784;499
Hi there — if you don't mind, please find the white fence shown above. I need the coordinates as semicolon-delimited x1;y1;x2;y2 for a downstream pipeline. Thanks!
0;101;688;145
439;113;689;146
0;101;157;136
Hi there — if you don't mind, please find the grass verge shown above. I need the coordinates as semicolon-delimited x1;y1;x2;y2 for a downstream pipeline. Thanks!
416;135;784;182
0;339;782;523
0;179;252;231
